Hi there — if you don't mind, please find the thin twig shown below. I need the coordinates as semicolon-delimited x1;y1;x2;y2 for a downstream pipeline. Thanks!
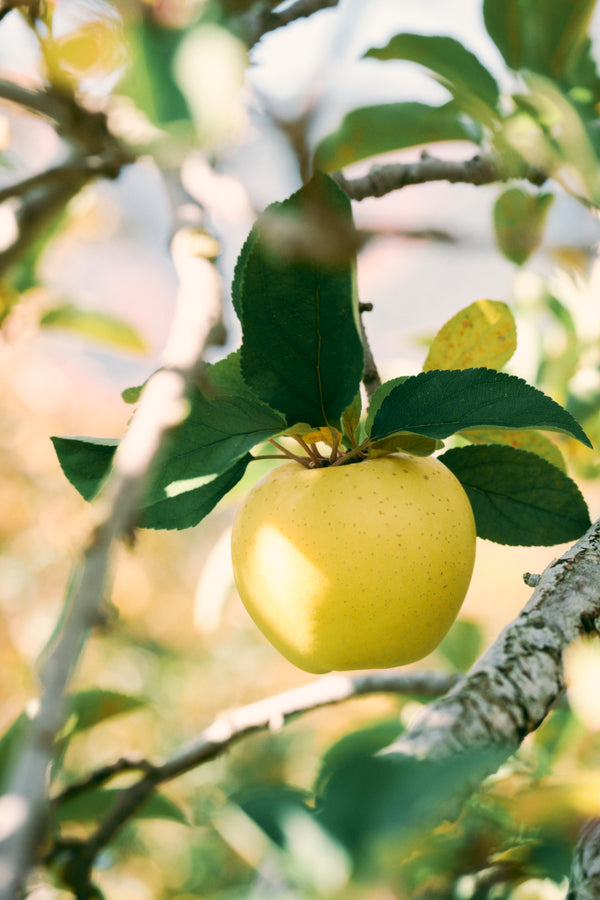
236;0;340;48
358;301;381;399
334;152;548;201
49;670;458;871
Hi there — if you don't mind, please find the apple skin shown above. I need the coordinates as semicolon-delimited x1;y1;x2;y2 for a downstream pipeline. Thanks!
230;454;476;673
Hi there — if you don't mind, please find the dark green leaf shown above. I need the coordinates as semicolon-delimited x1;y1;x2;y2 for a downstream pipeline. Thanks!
439;444;591;545
493;188;554;264
51;436;118;501
53;352;285;529
41;305;147;353
314;718;405;796
238;172;364;427
142;351;286;503
369;368;592;447
316;747;507;852
314;101;481;172
235;785;312;848
483;0;598;91
53;788;188;825
139;454;251;530
53;434;250;529
365;34;500;120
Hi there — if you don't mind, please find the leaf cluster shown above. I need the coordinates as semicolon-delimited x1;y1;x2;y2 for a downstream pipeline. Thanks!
314;0;600;266
53;173;592;546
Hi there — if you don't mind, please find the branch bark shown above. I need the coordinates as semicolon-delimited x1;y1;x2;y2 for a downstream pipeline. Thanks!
384;518;600;796
334;151;548;201
46;670;456;884
569;819;600;899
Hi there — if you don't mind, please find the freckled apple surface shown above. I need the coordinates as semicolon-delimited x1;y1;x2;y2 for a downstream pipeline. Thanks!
231;454;476;673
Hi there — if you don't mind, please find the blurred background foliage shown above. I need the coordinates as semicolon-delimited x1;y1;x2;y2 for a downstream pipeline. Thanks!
3;0;600;897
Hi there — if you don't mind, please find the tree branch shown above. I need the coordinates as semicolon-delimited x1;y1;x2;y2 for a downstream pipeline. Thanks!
568;818;600;899
334;151;548;201
235;0;340;48
358;301;382;399
0;243;223;900
45;670;457;890
383;517;600;806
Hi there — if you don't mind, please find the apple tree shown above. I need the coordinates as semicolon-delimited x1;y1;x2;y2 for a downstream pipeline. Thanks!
1;1;600;898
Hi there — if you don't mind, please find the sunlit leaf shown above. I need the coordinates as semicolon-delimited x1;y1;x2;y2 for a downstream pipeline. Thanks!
365;33;500;123
41;304;147;354
459;427;566;471
423;300;516;371
314;101;481;172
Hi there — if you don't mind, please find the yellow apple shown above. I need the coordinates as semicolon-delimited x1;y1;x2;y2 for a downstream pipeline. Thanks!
230;454;476;673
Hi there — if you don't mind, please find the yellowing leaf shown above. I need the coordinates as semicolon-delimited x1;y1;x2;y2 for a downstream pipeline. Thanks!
423;299;516;371
369;433;443;458
459;428;566;471
41;304;147;354
52;20;125;78
299;427;343;447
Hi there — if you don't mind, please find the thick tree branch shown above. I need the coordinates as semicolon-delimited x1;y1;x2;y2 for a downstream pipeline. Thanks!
569;818;600;899
0;246;222;900
384;517;600;801
334;151;548;201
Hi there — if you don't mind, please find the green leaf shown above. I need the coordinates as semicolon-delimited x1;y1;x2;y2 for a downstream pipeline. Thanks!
314;718;406;796
67;689;146;733
54;788;188;825
0;713;30;793
144;455;252;529
459;427;567;471
314;101;481;172
237;172;364;427
369;433;442;458
493;188;554;265
53;432;250;530
423;300;517;372
142;351;286;500
53;352;286;529
369;368;592;447
41;304;147;354
437;620;484;672
483;0;597;90
120;15;190;126
51;436;118;501
439;444;591;545
365;34;500;122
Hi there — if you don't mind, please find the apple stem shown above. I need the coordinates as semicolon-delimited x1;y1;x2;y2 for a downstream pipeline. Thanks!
291;436;324;467
267;439;314;468
330;438;371;466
